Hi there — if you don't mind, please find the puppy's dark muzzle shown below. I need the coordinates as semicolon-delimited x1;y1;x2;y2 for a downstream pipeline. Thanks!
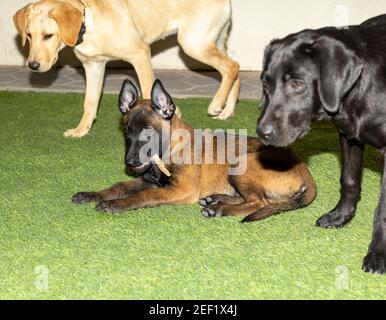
126;157;151;174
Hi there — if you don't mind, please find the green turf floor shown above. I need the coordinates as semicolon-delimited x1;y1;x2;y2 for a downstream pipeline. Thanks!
1;90;386;299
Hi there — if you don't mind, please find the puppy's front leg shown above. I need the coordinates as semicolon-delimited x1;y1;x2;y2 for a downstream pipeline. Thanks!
95;186;195;214
72;177;157;204
363;154;386;274
316;133;364;228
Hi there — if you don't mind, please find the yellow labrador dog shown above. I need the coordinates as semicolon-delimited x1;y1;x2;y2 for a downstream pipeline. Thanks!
13;0;240;137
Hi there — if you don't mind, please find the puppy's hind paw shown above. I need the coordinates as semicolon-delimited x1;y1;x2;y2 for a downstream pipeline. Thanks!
201;205;223;218
199;196;218;207
201;207;217;218
72;192;99;204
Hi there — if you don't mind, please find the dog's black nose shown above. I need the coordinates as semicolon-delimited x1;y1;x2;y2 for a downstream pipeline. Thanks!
257;124;274;140
28;61;40;71
126;157;136;167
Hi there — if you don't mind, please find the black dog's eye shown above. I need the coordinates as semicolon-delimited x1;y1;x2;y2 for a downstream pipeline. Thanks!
288;80;305;91
43;34;54;40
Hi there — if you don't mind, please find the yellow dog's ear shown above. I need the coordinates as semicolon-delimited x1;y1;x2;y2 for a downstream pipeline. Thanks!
13;6;29;47
49;3;83;47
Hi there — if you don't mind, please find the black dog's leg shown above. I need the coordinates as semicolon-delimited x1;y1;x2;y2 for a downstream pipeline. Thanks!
362;154;386;274
316;133;364;228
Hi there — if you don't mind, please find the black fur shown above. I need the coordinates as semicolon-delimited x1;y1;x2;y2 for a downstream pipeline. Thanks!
257;14;386;274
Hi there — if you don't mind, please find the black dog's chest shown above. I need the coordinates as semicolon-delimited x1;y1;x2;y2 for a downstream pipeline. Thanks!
333;114;361;141
334;110;386;149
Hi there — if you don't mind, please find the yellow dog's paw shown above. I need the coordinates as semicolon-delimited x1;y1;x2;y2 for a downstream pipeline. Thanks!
207;104;224;117
214;110;234;120
63;127;90;138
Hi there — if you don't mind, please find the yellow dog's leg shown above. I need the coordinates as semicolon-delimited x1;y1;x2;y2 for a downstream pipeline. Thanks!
64;60;106;138
130;43;182;118
130;44;154;100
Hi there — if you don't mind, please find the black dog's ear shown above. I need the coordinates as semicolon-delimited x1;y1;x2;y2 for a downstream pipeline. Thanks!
313;36;363;113
118;79;139;114
151;79;176;119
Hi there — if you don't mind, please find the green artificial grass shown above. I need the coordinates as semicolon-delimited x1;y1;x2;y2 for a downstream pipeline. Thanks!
1;90;386;300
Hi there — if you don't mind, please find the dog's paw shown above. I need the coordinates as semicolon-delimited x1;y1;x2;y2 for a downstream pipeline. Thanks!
213;109;234;120
72;192;99;204
207;105;223;117
64;127;90;138
199;196;219;207
201;205;223;218
315;210;354;229
95;200;123;214
363;249;386;274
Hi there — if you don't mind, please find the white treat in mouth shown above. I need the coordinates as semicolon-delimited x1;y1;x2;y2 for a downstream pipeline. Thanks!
151;154;171;177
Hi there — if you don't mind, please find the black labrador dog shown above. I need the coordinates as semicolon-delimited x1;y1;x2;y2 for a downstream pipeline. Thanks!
257;14;386;274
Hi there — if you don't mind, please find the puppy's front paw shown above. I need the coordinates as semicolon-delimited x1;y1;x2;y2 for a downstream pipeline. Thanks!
72;192;99;204
363;249;386;274
95;200;123;214
315;210;354;229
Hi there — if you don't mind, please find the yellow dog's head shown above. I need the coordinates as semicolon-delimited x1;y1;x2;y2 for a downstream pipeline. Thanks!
13;0;83;72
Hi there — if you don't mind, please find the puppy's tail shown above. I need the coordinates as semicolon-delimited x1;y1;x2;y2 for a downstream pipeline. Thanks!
241;182;316;223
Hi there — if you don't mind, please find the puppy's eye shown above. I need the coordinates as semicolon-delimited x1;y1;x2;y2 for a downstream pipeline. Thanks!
289;80;305;91
26;32;31;39
44;34;53;40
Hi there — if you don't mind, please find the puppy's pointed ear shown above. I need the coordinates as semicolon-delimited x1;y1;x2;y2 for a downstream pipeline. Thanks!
151;80;176;119
118;79;139;114
13;5;30;47
313;36;363;113
49;3;83;47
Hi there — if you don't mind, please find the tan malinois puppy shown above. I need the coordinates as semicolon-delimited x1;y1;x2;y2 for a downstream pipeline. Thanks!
72;79;316;222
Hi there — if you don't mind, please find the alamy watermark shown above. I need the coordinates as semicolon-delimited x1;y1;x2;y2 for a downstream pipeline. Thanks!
334;4;350;29
34;265;49;291
136;122;248;175
335;265;350;290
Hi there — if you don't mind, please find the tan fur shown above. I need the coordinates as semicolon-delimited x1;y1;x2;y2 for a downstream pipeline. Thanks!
13;5;30;46
73;101;317;222
49;2;83;47
13;0;240;137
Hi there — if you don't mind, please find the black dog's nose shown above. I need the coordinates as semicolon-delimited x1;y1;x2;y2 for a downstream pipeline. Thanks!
257;124;274;140
28;61;40;71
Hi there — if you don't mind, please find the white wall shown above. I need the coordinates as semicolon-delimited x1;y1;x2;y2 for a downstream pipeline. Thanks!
1;0;386;70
